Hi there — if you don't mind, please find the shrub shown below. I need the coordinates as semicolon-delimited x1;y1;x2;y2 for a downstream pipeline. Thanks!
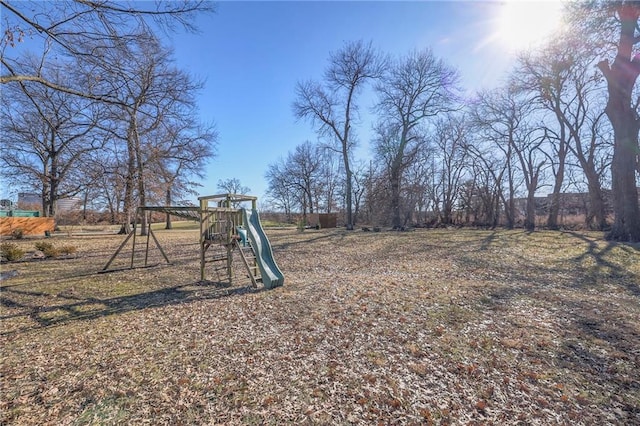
34;241;61;258
1;243;25;261
11;228;24;239
60;245;78;255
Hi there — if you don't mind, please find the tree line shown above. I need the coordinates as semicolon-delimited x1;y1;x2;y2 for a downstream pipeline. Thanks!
1;1;216;234
267;1;640;241
1;1;638;241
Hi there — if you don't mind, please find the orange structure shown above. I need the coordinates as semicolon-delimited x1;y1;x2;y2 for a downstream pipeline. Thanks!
0;217;55;237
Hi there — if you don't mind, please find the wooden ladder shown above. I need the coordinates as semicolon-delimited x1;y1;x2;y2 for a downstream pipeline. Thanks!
208;245;229;282
234;239;261;288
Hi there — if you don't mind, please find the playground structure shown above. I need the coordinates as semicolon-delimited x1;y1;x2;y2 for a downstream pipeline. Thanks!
102;194;284;289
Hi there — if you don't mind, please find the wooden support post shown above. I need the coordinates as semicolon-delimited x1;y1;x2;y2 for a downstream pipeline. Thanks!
102;231;134;271
144;222;151;267
226;211;233;283
130;221;137;269
200;197;207;281
148;226;170;265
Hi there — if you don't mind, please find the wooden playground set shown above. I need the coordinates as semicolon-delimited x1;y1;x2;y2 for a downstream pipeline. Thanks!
102;194;284;289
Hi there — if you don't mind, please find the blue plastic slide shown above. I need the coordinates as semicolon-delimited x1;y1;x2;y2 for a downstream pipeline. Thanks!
241;209;284;289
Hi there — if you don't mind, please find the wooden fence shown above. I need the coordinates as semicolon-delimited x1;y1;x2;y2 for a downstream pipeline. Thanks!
0;217;55;237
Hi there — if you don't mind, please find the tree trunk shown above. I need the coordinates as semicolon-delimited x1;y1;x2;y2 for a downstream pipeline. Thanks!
608;122;640;240
343;86;355;230
82;190;89;223
599;3;640;242
575;153;608;230
165;188;172;230
442;200;452;225
119;118;137;235
136;129;147;237
503;184;516;229
546;139;566;230
344;163;354;230
48;159;58;218
390;163;402;228
525;185;537;232
586;174;607;230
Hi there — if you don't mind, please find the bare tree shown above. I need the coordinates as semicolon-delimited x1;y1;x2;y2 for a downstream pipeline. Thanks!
265;160;296;222
464;136;508;228
293;40;385;229
514;46;573;229
2;2;216;231
430;114;470;225
471;85;549;230
150;121;217;228
595;1;640;241
470;88;522;228
515;32;612;230
351;160;371;226
403;149;435;225
291;142;323;219
316;147;341;214
216;177;251;209
264;142;324;224
516;127;548;231
1;0;214;101
1;57;102;217
373;48;460;228
569;113;612;229
88;33;207;235
217;178;251;196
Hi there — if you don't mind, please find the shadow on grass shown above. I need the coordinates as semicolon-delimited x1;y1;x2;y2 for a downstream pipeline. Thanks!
271;229;348;251
462;231;640;418
0;278;260;336
563;230;640;297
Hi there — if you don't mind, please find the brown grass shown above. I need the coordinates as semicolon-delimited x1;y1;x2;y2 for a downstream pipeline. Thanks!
1;228;639;425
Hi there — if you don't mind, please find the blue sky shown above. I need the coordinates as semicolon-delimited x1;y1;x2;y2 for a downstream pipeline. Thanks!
166;1;525;207
2;1;543;205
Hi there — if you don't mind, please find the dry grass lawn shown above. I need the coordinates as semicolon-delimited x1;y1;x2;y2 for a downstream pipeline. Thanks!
1;227;639;425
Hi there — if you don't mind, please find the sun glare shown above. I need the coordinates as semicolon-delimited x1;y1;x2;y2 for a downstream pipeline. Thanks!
494;0;566;53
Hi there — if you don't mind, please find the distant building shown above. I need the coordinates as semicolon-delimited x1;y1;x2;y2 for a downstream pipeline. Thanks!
57;197;82;212
0;199;13;210
513;190;619;218
15;193;83;212
17;192;41;207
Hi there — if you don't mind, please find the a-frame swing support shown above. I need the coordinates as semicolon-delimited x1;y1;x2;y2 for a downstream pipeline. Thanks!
101;209;171;272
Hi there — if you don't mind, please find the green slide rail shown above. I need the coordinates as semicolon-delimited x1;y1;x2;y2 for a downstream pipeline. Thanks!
241;208;284;289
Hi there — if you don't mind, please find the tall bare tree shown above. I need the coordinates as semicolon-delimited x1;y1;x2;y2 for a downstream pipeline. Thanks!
430;114;470;225
470;88;523;229
595;1;640;241
293;40;385;229
515;31;612;230
89;33;207;234
514;47;573;229
0;57;102;217
374;48;460;228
